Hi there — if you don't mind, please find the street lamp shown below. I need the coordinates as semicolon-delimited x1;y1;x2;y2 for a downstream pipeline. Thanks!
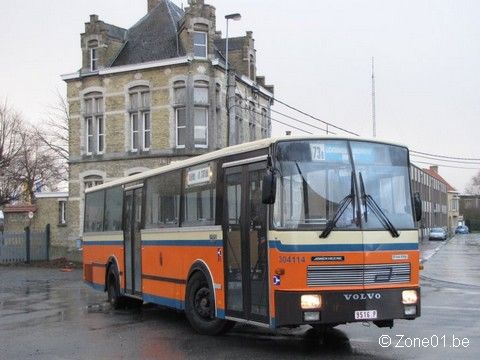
225;13;241;146
225;13;241;74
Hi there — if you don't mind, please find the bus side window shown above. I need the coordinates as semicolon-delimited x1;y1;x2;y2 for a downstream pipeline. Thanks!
84;190;105;232
104;186;123;231
145;171;181;228
184;163;216;226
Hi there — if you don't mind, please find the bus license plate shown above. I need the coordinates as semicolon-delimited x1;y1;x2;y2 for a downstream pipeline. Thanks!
354;310;377;320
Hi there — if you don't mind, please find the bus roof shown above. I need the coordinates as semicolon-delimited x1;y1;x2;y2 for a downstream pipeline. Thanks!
85;135;408;194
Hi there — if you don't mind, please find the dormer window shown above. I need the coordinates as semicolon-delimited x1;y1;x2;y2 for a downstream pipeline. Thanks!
90;48;98;71
88;39;99;71
193;31;207;58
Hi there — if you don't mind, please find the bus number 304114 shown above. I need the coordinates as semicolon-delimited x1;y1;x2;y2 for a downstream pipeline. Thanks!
279;256;306;264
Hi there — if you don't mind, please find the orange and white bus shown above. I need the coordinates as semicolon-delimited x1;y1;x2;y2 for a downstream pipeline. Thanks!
83;136;421;334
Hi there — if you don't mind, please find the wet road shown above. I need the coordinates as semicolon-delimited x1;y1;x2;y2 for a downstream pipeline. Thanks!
1;235;479;359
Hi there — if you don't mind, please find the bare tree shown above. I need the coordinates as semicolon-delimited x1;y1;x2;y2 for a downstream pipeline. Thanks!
0;100;24;206
33;92;69;180
465;171;480;195
9;129;65;203
1;98;66;205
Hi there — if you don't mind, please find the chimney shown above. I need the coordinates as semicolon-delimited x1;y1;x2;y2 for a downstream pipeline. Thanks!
430;165;438;173
148;0;161;12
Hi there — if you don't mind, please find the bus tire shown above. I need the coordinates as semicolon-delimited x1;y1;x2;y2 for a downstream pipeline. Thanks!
185;271;234;335
106;265;123;310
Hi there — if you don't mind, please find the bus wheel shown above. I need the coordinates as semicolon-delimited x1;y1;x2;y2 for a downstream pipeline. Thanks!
185;272;234;335
107;266;123;310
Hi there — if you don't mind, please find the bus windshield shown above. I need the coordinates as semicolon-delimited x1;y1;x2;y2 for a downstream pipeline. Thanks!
351;141;414;230
273;140;415;231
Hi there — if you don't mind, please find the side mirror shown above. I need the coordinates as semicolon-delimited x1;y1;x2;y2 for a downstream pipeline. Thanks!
414;192;422;222
262;170;277;204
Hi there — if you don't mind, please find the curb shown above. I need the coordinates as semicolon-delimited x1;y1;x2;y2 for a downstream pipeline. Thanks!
420;274;480;290
420;237;452;264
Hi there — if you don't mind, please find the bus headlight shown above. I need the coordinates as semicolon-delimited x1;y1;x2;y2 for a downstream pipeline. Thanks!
402;290;418;304
301;294;322;309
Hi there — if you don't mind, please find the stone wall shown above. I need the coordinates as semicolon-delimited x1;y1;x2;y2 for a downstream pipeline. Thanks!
2;194;74;260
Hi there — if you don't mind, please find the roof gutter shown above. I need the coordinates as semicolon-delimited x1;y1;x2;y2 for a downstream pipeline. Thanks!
61;56;191;81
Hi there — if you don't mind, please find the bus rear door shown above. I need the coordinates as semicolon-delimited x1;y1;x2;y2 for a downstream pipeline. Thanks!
123;186;143;296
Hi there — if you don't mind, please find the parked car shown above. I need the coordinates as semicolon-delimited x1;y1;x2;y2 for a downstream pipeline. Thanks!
429;227;447;241
455;225;469;234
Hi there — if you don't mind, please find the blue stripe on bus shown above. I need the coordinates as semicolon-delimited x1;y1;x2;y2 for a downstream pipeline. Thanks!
270;318;276;329
268;241;418;252
85;282;265;326
83;241;123;246
216;308;225;319
142;240;223;247
142;293;185;310
84;280;104;291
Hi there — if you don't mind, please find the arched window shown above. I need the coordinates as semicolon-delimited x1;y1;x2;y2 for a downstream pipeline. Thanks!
174;80;186;148
215;83;221;108
193;80;209;148
194;80;209;105
173;80;186;105
261;108;268;138
129;86;151;152
193;24;208;59
249;101;256;141
84;175;103;189
235;94;244;144
84;92;104;155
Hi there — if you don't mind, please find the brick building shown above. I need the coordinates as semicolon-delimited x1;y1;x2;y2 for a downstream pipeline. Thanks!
61;0;274;249
460;195;480;231
410;165;449;237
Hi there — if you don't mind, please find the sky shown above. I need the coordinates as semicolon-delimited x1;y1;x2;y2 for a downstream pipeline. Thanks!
1;0;479;192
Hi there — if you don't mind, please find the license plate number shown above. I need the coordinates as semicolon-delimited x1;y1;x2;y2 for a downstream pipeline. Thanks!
354;310;377;320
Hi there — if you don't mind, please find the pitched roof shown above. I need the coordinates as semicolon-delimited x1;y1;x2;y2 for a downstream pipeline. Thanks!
214;37;245;55
423;168;457;192
111;0;184;67
104;23;127;41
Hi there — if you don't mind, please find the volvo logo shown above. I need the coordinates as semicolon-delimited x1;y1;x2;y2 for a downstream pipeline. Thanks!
343;293;382;301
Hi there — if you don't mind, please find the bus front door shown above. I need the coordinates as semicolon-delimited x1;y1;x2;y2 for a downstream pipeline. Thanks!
123;187;143;296
224;162;269;324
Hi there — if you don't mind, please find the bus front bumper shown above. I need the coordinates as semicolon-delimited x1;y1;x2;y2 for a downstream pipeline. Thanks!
274;287;420;327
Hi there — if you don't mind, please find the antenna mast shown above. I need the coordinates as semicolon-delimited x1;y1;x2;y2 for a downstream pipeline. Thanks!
372;57;376;138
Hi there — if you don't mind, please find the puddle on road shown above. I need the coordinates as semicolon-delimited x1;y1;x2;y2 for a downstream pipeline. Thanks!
225;324;354;354
86;302;112;313
0;309;66;330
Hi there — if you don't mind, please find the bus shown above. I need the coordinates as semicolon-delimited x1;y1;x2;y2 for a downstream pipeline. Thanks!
83;136;422;335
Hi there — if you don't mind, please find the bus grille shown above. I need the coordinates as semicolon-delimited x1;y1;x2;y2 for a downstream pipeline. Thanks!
307;263;411;287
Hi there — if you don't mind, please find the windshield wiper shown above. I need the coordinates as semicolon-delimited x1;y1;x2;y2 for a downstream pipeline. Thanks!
295;162;310;217
359;172;400;238
320;171;355;238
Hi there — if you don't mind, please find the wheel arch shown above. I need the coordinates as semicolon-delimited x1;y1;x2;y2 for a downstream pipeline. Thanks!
186;260;217;310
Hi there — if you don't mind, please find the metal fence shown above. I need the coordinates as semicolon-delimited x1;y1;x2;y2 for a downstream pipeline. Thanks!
0;225;50;264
